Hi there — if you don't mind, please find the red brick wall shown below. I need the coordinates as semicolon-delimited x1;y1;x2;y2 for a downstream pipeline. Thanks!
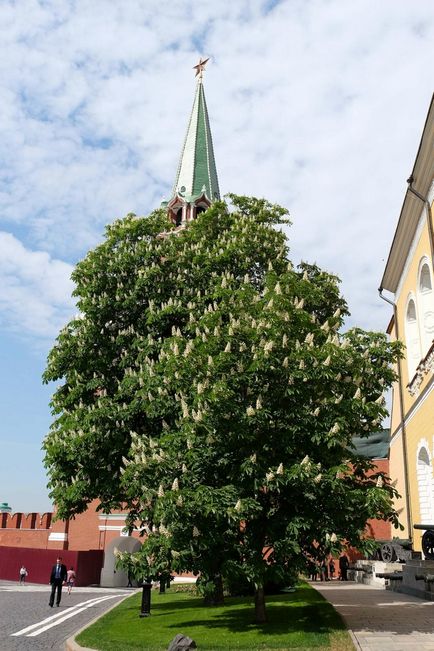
0;528;49;548
0;546;103;586
66;500;142;551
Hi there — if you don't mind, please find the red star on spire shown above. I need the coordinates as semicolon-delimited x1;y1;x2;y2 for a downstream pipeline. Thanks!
193;57;210;78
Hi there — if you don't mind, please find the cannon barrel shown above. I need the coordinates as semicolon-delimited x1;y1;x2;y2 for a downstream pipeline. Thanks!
375;572;403;580
414;524;434;530
415;574;434;582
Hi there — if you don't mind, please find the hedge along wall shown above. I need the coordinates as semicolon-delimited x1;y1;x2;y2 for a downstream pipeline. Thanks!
0;546;104;586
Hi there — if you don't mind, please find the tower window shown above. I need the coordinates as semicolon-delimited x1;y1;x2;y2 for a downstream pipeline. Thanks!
405;296;421;381
420;263;432;292
195;206;206;219
407;300;417;322
175;208;183;227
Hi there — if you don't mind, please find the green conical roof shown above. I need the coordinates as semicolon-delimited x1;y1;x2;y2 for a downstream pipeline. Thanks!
171;78;220;203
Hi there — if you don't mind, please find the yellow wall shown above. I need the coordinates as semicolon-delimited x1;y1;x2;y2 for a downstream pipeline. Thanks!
389;197;434;551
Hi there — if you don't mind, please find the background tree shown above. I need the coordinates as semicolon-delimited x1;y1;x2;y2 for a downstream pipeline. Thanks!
44;195;401;622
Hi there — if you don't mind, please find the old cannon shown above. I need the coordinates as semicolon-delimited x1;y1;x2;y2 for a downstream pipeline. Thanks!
414;524;434;559
375;571;403;581
374;539;413;563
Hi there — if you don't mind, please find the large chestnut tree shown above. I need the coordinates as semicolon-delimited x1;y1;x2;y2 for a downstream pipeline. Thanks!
43;195;401;622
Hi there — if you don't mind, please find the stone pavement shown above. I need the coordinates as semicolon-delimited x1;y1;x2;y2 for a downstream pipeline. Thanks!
312;580;434;650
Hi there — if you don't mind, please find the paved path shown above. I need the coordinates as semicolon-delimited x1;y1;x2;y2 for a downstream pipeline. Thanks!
0;580;135;650
312;580;434;651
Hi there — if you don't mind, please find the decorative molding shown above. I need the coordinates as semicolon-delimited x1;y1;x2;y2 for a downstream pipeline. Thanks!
395;180;434;302
48;532;68;541
408;340;434;396
98;525;127;532
98;514;127;521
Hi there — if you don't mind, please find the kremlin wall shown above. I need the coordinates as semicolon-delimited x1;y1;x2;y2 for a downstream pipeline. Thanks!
0;500;140;586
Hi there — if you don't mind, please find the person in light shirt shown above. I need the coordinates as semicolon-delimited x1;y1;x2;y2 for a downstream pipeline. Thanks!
66;567;76;594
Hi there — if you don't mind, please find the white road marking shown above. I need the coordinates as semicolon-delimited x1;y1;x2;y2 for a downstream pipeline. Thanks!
11;594;123;637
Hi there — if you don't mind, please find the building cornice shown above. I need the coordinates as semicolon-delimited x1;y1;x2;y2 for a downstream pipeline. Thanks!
381;94;434;294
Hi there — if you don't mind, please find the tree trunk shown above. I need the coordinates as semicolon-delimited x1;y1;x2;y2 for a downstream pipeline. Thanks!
254;585;267;623
203;573;225;606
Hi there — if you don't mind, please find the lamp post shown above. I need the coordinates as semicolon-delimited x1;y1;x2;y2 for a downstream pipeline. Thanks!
139;580;153;617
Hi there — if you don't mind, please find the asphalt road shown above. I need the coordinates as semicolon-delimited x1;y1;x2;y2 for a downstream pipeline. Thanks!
0;580;136;650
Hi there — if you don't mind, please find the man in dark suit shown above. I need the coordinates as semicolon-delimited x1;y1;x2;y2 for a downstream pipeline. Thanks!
49;557;67;607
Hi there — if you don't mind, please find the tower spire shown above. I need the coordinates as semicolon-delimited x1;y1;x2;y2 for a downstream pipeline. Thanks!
166;58;220;227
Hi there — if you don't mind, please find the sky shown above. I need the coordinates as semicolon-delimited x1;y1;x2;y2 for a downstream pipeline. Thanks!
1;0;433;514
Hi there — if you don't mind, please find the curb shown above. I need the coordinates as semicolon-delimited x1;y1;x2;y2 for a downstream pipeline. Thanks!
65;591;138;651
349;630;362;650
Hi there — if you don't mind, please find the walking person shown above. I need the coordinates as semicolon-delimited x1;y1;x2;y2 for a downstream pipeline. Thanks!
49;557;67;607
320;560;329;581
329;558;335;580
339;553;349;581
19;565;28;585
66;567;76;594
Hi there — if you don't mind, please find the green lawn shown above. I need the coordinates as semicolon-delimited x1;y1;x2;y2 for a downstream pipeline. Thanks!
77;583;352;651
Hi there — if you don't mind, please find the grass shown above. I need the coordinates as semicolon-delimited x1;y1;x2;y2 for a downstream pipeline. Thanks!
76;582;352;651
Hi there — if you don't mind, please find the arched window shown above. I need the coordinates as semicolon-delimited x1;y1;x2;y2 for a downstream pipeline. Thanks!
174;207;183;227
417;259;434;356
193;204;207;220
405;296;421;381
417;444;434;527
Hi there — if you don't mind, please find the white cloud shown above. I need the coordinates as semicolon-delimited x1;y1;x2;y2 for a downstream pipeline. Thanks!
0;0;433;338
0;231;74;339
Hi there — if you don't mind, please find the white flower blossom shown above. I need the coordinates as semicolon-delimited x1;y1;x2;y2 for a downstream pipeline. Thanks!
158;485;165;497
234;499;242;512
172;478;179;491
314;473;322;483
323;355;331;366
330;533;337;543
192;526;200;538
264;340;274;353
266;471;275;482
246;406;256;417
256;396;263;410
376;476;384;488
277;463;284;475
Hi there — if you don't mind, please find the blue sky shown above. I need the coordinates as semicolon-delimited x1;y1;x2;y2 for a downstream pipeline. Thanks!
1;0;434;513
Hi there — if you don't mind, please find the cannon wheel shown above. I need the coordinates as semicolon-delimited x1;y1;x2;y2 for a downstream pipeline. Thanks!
422;530;434;560
380;543;396;562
